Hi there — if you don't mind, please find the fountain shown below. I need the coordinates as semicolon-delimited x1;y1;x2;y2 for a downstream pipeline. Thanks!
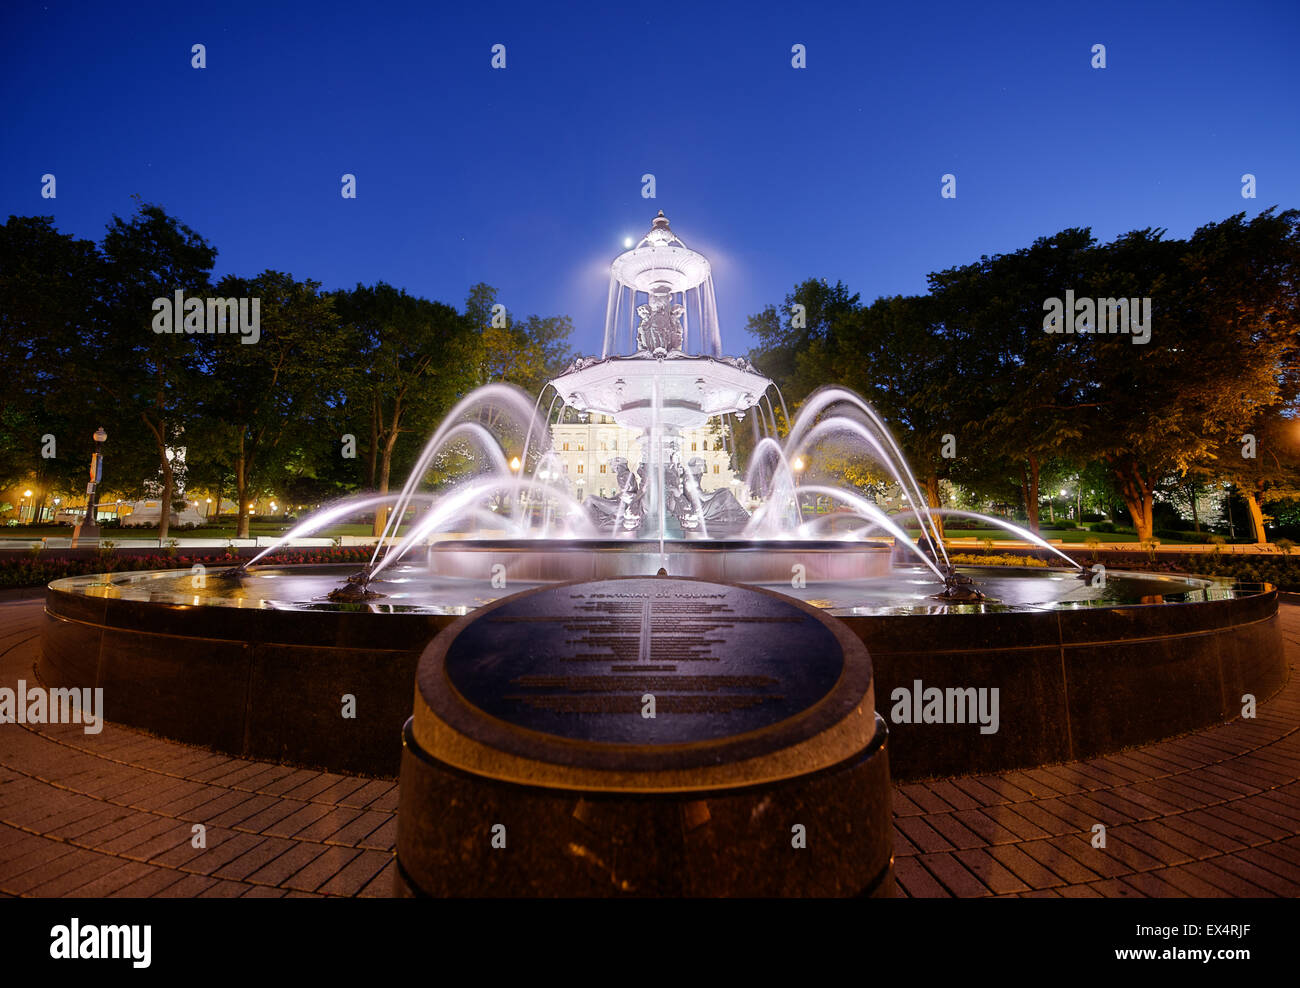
36;212;1286;783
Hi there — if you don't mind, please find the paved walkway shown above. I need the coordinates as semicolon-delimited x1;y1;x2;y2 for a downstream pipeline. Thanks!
0;597;396;897
1;594;1296;897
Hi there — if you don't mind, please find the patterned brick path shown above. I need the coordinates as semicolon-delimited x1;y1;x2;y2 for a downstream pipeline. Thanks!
893;597;1300;897
0;596;396;897
1;593;1296;897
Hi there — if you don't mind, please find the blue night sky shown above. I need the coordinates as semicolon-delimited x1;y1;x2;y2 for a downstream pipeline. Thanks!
3;0;1297;356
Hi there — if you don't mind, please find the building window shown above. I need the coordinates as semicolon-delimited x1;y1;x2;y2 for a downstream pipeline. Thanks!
600;464;607;474
578;464;584;474
562;442;569;451
691;442;697;451
713;465;720;473
578;443;584;451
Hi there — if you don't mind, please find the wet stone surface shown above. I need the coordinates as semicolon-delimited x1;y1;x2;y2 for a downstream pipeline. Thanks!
443;577;843;744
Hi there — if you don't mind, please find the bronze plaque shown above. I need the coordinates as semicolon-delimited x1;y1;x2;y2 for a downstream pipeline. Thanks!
444;578;844;744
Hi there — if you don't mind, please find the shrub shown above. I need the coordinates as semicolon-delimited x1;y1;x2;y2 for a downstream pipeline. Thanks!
1081;512;1105;523
949;553;1048;568
1155;529;1209;544
1091;521;1116;533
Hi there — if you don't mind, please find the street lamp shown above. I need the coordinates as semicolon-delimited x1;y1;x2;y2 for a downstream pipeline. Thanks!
72;427;107;545
205;498;212;520
21;490;33;524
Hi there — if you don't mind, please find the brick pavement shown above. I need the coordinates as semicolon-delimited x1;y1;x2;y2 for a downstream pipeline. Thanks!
2;594;1296;897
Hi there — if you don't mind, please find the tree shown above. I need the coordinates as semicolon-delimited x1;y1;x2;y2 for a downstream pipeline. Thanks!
928;228;1098;531
334;283;477;535
814;293;965;534
1077;211;1300;539
745;278;860;400
0;216;106;514
192;271;347;537
92;201;216;539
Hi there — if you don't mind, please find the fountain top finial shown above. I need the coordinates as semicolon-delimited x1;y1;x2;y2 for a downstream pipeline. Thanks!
642;210;678;247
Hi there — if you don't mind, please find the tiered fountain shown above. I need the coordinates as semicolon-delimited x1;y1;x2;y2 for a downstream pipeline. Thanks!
36;212;1284;781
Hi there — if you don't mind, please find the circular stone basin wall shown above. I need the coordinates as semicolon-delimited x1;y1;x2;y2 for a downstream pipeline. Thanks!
842;585;1285;779
38;570;459;776
35;566;1286;782
394;576;893;897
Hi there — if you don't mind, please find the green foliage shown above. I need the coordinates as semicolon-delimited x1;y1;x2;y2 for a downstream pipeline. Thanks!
948;553;1049;567
745;209;1300;540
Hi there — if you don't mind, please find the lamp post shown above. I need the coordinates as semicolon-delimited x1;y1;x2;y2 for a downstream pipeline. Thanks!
72;427;107;546
21;490;33;524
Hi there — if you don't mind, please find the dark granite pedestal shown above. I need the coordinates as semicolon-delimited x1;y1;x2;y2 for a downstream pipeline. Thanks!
394;576;894;897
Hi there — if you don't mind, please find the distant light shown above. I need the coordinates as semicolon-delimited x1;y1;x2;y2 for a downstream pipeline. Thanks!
623;237;634;248
791;457;805;473
23;489;32;497
510;456;521;472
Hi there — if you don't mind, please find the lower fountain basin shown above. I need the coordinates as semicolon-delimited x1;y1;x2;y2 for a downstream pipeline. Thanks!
37;559;1285;779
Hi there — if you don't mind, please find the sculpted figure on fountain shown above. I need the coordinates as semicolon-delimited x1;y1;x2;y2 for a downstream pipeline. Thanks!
683;457;750;535
635;285;686;354
584;456;645;533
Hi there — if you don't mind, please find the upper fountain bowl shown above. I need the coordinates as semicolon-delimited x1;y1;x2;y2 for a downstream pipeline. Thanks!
552;352;771;431
609;212;711;294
